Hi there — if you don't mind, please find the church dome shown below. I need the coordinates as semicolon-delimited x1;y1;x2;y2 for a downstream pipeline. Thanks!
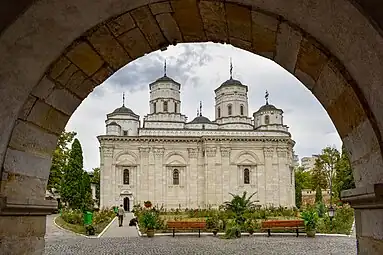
149;75;181;89
255;103;283;113
112;106;137;115
189;116;212;124
215;78;248;92
106;121;120;126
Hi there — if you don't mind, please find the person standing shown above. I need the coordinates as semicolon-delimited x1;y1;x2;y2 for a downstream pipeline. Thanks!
118;204;125;227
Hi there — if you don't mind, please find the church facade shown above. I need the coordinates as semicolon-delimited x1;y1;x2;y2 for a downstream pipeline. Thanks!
98;70;295;211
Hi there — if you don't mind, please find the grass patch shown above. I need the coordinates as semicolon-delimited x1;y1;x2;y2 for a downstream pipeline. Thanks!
55;216;115;235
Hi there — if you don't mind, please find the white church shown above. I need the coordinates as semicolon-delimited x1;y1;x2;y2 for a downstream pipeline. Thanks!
98;64;296;211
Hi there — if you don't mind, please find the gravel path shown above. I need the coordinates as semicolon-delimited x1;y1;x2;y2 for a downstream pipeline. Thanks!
44;235;356;255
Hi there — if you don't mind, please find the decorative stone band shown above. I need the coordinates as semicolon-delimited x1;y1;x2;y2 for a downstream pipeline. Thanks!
138;129;290;137
276;147;288;158
102;147;113;157
0;196;57;216
98;135;293;145
341;184;383;209
138;147;150;158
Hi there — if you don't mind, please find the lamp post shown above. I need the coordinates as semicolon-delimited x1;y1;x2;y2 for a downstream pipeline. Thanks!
328;205;335;230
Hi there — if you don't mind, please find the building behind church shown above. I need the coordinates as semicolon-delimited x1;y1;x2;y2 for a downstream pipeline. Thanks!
98;67;296;211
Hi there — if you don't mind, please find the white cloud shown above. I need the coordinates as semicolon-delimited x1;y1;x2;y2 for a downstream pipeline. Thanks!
65;42;342;171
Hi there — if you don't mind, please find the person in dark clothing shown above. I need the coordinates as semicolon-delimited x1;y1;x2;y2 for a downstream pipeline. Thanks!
118;204;125;227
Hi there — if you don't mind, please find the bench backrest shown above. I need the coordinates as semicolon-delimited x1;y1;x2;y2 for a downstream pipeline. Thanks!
167;221;206;229
261;220;304;228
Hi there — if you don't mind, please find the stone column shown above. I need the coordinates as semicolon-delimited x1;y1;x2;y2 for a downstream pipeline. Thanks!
100;146;114;208
277;147;288;206
220;147;231;205
263;147;274;206
153;147;164;207
205;147;217;207
138;147;150;203
257;163;266;205
342;184;383;255
188;148;198;208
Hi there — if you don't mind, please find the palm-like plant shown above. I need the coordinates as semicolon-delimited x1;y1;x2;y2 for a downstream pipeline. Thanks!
223;191;258;225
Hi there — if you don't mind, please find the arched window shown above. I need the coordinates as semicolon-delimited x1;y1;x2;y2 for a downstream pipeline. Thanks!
218;107;221;118
244;168;250;184
265;115;270;125
123;169;129;185
173;169;179;185
163;101;168;112
240;105;244;115
153;102;157;113
228;105;232;116
174;102;177;113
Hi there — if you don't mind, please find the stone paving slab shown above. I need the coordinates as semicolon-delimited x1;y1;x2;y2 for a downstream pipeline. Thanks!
45;214;83;241
101;212;139;238
44;235;356;255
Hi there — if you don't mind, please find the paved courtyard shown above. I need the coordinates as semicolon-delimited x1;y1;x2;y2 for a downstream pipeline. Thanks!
44;214;357;255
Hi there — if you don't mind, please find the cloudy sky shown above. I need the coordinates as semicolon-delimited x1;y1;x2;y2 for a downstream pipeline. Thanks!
66;42;342;171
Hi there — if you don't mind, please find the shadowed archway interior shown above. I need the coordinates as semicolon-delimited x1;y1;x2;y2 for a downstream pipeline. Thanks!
0;0;382;254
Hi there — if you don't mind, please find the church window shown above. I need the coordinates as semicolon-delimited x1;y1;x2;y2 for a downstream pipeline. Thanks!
153;102;157;113
173;169;179;185
218;107;221;118
174;102;177;113
240;105;244;115
265;115;270;125
228;105;232;116
244;168;250;184
123;169;129;185
202;124;205;129
123;130;128;136
164;101;168;112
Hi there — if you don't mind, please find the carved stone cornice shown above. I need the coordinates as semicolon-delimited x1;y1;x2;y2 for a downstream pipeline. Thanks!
188;148;199;158
220;147;231;157
0;197;57;216
206;147;217;157
138;147;150;158
341;184;383;209
153;147;165;158
264;147;274;158
102;147;114;157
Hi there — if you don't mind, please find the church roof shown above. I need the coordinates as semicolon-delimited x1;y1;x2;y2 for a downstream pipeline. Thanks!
215;78;248;92
149;75;181;89
112;106;137;115
189;116;213;124
106;121;120;126
255;103;283;113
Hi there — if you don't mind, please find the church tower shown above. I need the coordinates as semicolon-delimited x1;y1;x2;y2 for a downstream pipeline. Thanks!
143;60;187;128
214;59;252;128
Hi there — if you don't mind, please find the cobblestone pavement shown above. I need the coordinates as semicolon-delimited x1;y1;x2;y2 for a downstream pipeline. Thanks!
101;213;139;238
44;235;356;255
44;214;83;241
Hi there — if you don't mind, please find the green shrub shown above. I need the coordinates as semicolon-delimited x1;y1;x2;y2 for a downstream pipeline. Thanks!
223;221;242;239
301;206;319;231
316;202;326;218
61;209;83;225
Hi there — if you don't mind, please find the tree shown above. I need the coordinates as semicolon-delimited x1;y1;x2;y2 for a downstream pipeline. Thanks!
90;167;100;206
295;166;312;208
315;147;340;190
224;191;258;225
315;185;323;203
47;131;76;193
334;145;355;198
61;138;93;210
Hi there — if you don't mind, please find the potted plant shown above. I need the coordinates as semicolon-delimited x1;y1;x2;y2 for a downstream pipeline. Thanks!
144;201;152;208
301;207;319;237
140;211;157;237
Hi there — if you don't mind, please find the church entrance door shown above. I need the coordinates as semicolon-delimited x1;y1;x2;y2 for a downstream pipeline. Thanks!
123;197;130;212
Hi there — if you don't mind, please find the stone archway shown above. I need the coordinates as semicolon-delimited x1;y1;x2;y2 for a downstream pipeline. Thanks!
0;0;382;254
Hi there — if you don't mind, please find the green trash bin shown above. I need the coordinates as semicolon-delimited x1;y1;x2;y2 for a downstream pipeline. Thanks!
84;211;93;225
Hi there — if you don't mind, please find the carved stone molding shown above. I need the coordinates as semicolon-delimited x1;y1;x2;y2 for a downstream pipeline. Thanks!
206;147;217;157
138;147;150;158
341;184;383;209
153;147;165;158
102;147;114;157
0;197;57;216
220;147;231;157
264;147;274;157
188;148;199;158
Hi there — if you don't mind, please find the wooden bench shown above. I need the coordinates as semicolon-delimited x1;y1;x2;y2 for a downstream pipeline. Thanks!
261;220;305;237
167;221;206;237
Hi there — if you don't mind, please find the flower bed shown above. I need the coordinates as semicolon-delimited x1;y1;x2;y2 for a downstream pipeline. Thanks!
57;208;115;235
